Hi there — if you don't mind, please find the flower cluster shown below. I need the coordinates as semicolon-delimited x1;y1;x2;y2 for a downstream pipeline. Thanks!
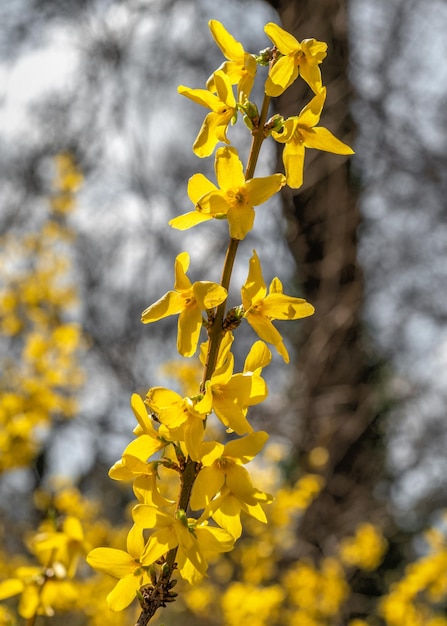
87;19;353;624
0;153;84;473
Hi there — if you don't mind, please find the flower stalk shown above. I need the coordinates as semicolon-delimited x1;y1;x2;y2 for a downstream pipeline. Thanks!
85;18;354;626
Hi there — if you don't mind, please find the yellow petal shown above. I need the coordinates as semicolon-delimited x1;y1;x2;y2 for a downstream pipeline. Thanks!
241;250;266;308
107;575;140;612
169;211;213;230
184;417;206;461
193;281;227;309
299;61;324;94
131;393;154;433
265;55;299;96
193;111;230;158
0;578;24;599
141;528;177;566
227;205;255;240
272;117;296;144
178;306;202;357
245;313;284;347
298;89;326;127
304;126;354;154
240;499;269;523
174;251;191;291
214;70;236;108
197;190;229;215
87;548;136;578
224;431;269;463
209;20;244;60
244;173;285;206
262;293;315;320
197;441;225;467
126;524;145;559
212;495;242;539
141;290;183;324
213;394;253;435
282;141;305;189
122;435;165;462
244;341;272;372
226;464;256;500
18;585;39;619
215;146;245;190
195;525;234;553
187;172;218;203
177;85;219;110
191;467;224;509
264;22;300;55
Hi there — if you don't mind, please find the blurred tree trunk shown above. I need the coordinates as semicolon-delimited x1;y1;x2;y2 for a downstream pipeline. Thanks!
265;0;391;557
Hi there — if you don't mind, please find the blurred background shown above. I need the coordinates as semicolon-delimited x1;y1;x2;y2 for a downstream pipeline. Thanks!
2;0;447;624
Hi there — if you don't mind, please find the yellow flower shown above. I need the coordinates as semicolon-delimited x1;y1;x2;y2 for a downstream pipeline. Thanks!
241;250;314;362
141;252;227;357
30;516;85;578
207;20;257;100
191;432;272;538
145;384;213;461
86;524;151;611
109;455;174;508
264;22;327;96
339;523;388;571
208;333;270;435
133;506;234;584
172;146;285;240
0;569;78;618
122;393;168;456
178;69;237;158
272;88;354;188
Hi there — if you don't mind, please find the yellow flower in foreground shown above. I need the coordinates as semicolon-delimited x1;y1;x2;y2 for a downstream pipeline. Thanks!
272;88;354;188
207;20;257;99
241;250;314;363
141;252;227;357
178;69;237;158
145;384;213;461
133;506;234;585
264;22;327;96
173;146;284;240
191;432;272;538
208;333;271;435
86;524;150;612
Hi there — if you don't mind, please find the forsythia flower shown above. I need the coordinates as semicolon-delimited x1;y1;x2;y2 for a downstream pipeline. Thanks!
208;333;270;435
171;146;285;240
115;393;168;461
145;384;213;461
29;516;85;578
207;20;257;99
340;523;388;571
178;70;237;158
141;252;227;357
191;431;272;538
264;22;327;96
0;568;78;619
241;250;314;362
132;506;234;584
272;88;354;188
86;524;152;611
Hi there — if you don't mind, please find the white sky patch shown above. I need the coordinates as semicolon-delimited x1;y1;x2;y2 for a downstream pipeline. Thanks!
0;25;79;140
